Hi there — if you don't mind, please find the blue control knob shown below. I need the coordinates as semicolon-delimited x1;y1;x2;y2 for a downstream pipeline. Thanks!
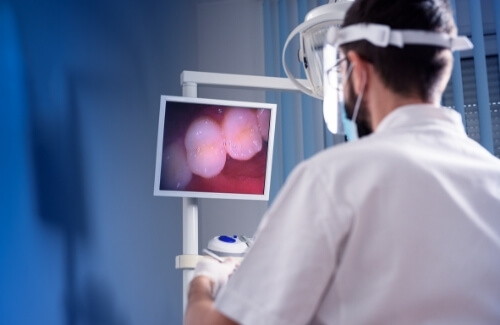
218;235;236;243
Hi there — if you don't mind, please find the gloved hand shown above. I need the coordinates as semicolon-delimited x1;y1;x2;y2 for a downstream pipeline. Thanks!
193;257;238;298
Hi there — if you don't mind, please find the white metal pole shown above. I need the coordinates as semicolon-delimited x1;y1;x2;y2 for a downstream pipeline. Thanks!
182;81;198;98
182;82;198;314
181;70;308;92
177;72;307;316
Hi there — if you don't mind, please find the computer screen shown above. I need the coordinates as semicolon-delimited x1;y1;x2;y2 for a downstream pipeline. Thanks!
154;95;277;200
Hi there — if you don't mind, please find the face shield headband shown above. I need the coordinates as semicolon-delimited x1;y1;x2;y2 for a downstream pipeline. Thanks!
322;23;473;137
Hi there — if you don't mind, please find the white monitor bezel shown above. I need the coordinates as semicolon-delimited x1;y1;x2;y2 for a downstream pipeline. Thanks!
154;95;277;201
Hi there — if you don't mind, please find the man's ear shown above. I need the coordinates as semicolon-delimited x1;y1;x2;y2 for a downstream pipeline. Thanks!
347;51;370;95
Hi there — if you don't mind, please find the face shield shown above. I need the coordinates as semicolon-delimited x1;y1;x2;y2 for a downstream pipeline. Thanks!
284;16;474;138
320;23;473;137
322;28;349;136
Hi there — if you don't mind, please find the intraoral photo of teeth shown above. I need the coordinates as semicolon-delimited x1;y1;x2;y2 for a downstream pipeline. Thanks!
160;102;271;195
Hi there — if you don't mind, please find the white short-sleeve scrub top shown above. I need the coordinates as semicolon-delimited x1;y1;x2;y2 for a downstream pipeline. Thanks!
215;104;500;325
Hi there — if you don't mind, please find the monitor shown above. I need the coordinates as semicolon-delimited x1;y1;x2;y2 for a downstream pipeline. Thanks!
154;95;277;200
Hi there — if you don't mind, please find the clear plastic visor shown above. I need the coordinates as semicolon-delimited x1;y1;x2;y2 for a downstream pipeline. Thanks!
320;23;474;135
322;41;347;135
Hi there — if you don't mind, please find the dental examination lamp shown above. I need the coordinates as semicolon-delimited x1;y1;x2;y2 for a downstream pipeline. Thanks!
282;0;354;135
283;0;354;100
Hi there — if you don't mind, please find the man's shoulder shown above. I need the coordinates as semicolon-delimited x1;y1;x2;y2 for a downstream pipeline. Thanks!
307;135;398;166
300;133;429;186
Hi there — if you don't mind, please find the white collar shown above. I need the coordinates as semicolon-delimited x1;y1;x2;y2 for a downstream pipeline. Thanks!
375;104;466;135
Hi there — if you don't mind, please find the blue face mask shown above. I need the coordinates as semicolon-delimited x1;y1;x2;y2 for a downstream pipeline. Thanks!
341;105;359;141
341;66;365;142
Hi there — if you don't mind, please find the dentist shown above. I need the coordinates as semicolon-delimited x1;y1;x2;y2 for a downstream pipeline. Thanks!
185;1;500;324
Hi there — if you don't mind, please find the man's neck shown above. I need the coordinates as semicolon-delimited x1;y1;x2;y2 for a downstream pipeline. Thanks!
368;85;440;131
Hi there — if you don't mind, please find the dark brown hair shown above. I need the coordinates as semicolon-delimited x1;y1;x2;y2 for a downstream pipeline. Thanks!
340;0;457;101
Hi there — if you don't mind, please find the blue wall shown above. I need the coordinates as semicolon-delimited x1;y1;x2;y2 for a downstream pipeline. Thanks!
0;0;197;324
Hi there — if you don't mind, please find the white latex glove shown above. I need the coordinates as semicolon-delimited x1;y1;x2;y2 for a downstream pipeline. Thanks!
193;257;237;298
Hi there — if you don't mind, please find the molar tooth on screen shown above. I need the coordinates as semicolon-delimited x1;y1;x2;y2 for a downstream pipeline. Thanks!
185;116;227;178
222;108;262;161
162;139;193;189
256;108;271;141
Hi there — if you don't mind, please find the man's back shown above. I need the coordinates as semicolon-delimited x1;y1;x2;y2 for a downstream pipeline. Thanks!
309;104;500;324
214;105;500;325
185;2;500;324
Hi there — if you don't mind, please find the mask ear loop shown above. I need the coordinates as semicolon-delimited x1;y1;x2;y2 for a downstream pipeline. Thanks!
351;67;366;124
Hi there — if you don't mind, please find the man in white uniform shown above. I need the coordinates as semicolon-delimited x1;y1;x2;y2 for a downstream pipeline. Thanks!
185;0;500;324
